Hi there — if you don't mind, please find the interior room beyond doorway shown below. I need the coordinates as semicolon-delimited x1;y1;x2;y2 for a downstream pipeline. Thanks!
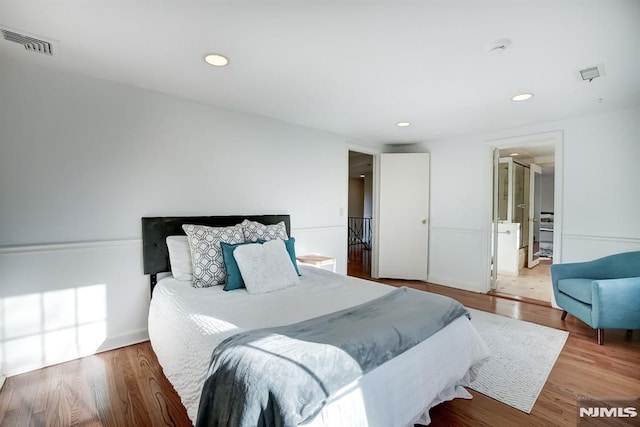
492;144;556;304
347;151;373;277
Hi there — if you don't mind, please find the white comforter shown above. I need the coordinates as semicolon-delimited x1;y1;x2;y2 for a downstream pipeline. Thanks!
148;266;489;426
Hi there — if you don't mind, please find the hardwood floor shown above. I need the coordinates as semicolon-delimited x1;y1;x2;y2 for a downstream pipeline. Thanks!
1;270;639;426
377;279;640;427
0;341;189;427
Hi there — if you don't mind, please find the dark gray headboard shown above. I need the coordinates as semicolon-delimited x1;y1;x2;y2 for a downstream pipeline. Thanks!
141;214;291;294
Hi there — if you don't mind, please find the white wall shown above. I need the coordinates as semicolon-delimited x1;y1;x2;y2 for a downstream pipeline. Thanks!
410;106;640;293
0;58;351;375
363;174;373;218
348;178;364;217
540;167;555;213
388;141;493;292
549;108;640;260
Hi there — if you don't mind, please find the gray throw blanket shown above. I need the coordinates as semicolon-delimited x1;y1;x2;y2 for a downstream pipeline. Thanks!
195;287;469;427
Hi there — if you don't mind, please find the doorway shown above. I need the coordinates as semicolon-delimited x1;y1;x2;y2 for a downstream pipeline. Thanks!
347;151;374;278
489;133;561;304
347;150;431;281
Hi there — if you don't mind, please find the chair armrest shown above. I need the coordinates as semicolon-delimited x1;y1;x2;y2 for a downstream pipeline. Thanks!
550;261;603;302
591;277;640;329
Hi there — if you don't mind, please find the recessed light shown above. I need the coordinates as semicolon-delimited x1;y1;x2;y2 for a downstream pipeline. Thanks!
360;174;365;178
204;53;229;67
511;93;534;102
510;153;519;156
396;121;411;127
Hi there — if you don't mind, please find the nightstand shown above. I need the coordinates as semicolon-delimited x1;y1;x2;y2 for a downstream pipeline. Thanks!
296;254;336;272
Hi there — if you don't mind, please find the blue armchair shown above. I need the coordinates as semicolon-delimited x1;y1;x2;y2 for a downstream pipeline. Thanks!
551;251;640;344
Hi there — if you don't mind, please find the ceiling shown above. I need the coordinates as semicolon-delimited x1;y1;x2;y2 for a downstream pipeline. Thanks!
349;151;373;178
499;146;555;169
1;0;639;146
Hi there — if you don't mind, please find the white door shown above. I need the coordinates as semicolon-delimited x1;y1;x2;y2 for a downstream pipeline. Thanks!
527;163;542;268
377;153;429;280
491;148;500;289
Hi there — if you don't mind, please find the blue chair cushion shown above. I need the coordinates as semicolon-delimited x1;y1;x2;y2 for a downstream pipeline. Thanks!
558;278;593;305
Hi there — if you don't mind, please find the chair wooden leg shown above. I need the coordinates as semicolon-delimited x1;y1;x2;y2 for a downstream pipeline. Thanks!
561;310;568;320
597;329;604;345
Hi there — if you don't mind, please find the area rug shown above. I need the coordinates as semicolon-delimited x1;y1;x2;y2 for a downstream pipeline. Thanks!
467;308;569;413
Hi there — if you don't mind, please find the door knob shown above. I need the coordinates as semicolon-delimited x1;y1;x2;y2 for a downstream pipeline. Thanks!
422;219;428;224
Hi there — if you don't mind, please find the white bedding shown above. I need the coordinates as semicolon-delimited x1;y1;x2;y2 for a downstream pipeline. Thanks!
148;266;490;426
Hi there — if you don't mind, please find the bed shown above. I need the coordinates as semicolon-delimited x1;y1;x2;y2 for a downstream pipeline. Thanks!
142;215;490;426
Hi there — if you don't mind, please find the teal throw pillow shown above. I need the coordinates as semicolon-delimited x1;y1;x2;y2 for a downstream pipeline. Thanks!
284;237;301;276
221;241;262;291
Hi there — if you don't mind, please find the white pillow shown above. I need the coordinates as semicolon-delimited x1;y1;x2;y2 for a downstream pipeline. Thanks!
166;235;192;281
233;239;300;295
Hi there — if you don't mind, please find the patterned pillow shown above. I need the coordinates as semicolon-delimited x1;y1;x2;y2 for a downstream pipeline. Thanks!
182;224;245;288
241;219;288;242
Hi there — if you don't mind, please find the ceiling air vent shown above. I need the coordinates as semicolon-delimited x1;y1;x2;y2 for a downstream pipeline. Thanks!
1;28;54;55
578;63;605;82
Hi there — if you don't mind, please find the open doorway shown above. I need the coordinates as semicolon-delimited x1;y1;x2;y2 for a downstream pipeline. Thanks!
347;151;373;278
489;133;561;305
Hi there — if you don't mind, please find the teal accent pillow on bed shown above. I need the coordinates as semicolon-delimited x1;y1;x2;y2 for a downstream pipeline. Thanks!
221;238;301;291
221;241;262;291
283;237;301;276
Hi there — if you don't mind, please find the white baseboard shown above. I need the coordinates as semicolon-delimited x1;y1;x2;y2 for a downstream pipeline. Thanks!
0;370;5;391
0;360;5;389
428;274;489;294
97;329;150;354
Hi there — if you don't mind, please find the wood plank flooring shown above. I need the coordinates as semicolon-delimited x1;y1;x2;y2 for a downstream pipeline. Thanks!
1;275;639;426
379;279;640;427
0;341;188;427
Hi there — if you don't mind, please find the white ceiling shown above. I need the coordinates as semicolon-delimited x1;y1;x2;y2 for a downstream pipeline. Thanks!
1;0;639;146
349;151;374;178
499;146;555;166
